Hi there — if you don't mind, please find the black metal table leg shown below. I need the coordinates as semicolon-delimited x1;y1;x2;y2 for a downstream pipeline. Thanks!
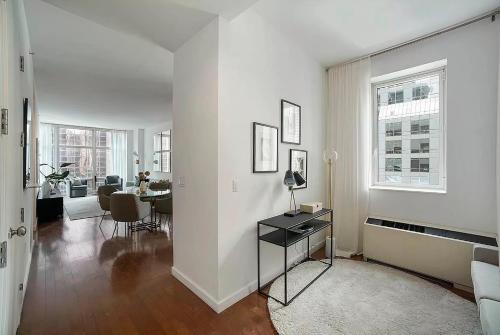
257;224;261;294
284;228;288;305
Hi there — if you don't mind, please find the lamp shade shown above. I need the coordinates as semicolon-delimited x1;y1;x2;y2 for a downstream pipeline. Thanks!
293;171;306;186
283;170;295;187
323;149;338;162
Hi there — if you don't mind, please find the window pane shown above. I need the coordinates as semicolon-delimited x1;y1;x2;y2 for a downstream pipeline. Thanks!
162;130;171;150
96;130;111;147
375;69;443;189
154;133;162;152
161;152;170;173
58;128;92;146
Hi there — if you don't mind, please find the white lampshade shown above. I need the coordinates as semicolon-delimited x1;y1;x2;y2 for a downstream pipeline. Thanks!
323;149;338;162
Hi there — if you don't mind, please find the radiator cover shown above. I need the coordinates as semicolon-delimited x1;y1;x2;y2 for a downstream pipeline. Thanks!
363;218;497;288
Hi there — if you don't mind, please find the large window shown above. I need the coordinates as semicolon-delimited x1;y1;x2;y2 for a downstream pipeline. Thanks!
372;65;446;191
40;124;127;193
153;130;171;173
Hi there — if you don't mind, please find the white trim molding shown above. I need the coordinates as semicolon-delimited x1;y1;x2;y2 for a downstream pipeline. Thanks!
172;240;326;314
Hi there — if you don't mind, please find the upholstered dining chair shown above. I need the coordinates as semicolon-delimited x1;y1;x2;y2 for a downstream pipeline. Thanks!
97;185;117;228
155;195;172;228
110;193;150;237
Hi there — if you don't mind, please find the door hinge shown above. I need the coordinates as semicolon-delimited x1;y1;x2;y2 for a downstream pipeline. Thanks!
1;108;7;135
0;241;7;268
19;283;23;291
20;208;24;223
20;133;25;147
19;55;24;72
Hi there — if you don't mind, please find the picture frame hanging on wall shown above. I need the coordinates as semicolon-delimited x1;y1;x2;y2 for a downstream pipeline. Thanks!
281;99;301;144
253;122;279;173
289;149;307;189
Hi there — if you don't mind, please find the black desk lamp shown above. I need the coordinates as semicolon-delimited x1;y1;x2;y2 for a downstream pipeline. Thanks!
283;170;306;217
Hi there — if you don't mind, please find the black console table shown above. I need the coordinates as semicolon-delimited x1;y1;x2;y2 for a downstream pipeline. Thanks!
37;189;64;223
257;208;333;306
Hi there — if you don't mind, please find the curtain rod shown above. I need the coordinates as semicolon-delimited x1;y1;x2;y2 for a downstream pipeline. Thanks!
327;7;500;70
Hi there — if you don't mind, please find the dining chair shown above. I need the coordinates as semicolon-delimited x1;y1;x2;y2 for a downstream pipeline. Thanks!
97;185;118;228
155;195;172;228
110;193;150;237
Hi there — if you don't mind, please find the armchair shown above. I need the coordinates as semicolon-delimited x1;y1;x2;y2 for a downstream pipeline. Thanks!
471;244;500;335
66;178;88;198
104;175;123;191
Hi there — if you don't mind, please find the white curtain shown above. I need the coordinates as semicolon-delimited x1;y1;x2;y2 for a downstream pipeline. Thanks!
111;131;127;180
38;123;55;181
496;29;500;262
327;58;371;255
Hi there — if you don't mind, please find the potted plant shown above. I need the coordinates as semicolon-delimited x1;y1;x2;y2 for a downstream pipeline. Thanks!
40;162;74;196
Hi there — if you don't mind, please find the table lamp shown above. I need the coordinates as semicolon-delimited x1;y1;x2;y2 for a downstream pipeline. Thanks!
284;170;306;217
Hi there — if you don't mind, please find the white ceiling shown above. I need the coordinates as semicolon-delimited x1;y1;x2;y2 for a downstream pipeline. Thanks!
254;0;500;66
25;0;174;129
40;0;259;51
24;0;259;129
25;0;500;129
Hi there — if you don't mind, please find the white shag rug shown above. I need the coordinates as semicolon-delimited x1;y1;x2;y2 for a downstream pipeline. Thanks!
268;259;481;335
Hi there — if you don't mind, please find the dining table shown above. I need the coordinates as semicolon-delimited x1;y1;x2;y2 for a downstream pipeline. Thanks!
115;187;171;232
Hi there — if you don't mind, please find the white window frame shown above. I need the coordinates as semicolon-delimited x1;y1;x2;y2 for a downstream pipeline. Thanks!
153;130;171;173
370;63;447;193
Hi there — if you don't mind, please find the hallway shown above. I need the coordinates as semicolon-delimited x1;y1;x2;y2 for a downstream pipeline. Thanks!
19;216;275;334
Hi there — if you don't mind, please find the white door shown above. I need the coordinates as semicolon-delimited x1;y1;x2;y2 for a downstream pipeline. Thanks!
0;1;30;334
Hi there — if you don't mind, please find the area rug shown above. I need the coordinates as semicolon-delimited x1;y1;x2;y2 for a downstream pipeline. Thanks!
268;259;481;335
64;196;104;220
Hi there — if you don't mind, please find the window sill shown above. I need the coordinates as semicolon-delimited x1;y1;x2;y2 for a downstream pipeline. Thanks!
369;185;447;194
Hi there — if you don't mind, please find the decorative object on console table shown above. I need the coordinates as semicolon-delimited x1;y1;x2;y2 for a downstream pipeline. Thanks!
300;202;322;214
289;149;307;189
281;99;301;144
253;122;278;173
257;208;334;306
283;170;306;217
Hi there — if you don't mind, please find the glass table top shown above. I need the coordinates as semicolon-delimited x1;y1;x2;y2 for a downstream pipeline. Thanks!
116;187;171;198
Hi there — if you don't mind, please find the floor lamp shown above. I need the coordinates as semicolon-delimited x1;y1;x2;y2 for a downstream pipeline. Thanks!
323;149;338;258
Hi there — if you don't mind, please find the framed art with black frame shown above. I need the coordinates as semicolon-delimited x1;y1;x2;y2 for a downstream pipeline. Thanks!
289;149;307;189
253;122;278;173
281;99;301;144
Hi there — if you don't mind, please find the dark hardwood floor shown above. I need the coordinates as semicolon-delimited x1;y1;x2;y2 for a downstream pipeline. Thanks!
19;215;276;335
19;213;474;334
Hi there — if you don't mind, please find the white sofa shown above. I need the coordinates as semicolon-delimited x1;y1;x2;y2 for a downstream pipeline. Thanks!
471;245;500;335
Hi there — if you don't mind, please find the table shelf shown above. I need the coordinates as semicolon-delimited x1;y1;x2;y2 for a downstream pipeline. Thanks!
259;219;330;247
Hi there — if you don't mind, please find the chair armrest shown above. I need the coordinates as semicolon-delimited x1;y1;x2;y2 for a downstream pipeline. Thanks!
473;245;499;266
81;179;88;186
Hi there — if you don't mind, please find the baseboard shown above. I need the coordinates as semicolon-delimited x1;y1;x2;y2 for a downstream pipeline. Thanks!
217;240;327;313
454;283;473;292
171;266;221;313
173;241;327;314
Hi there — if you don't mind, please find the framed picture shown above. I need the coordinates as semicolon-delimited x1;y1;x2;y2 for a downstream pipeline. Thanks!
289;149;307;189
281;99;301;144
253;122;278;173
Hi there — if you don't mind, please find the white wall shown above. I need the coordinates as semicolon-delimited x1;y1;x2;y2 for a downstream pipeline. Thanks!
217;9;326;307
369;19;500;236
172;19;220;303
144;120;172;181
172;9;326;312
0;0;37;333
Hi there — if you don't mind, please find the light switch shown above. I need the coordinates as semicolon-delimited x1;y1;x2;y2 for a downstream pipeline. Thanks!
232;179;238;192
178;176;185;188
